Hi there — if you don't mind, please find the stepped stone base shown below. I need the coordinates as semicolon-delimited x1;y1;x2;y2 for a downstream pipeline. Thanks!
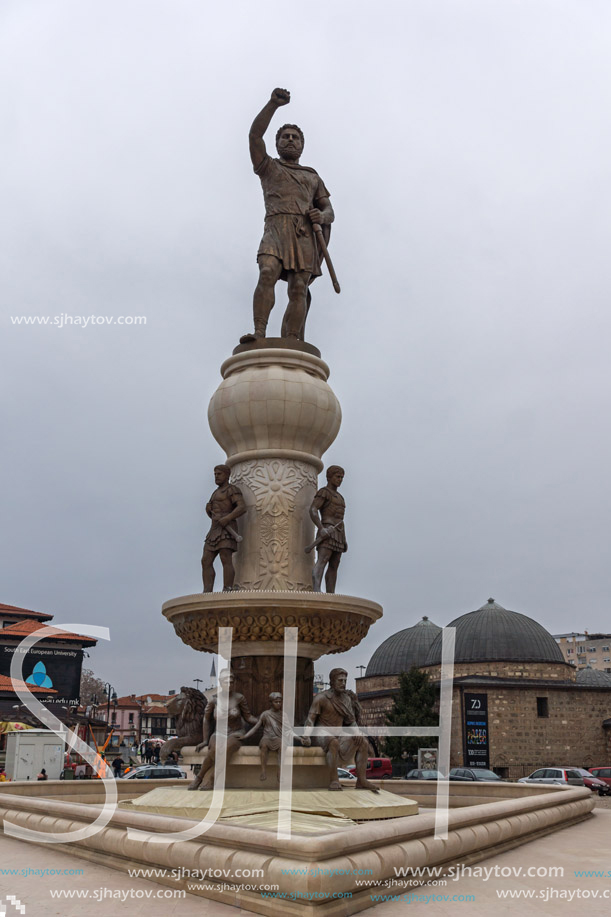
0;781;594;916
180;745;330;789
120;786;419;821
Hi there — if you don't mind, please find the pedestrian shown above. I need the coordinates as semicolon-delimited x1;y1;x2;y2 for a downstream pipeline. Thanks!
112;755;124;779
37;768;48;781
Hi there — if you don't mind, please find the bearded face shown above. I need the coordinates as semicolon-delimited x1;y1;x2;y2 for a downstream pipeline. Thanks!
276;127;303;162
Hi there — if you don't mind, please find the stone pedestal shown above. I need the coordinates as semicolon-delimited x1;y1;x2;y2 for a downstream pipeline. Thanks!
208;348;341;591
162;591;383;720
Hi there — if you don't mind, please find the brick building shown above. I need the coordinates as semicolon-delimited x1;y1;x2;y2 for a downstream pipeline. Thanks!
356;599;611;776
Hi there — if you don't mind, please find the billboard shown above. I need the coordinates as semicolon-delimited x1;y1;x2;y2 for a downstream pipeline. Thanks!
463;692;489;768
0;643;84;704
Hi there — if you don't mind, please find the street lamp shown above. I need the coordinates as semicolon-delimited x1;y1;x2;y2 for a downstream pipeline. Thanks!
102;684;118;728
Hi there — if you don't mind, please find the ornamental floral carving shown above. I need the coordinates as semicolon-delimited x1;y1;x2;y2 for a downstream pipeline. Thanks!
231;460;318;516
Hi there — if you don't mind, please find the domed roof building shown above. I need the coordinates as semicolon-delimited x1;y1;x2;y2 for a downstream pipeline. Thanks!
356;598;611;776
576;667;611;687
424;599;565;666
366;616;441;677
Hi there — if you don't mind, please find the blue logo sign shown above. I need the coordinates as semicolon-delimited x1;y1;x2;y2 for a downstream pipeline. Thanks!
25;661;53;689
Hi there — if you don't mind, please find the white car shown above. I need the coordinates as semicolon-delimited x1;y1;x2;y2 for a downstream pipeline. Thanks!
518;767;584;787
337;767;357;780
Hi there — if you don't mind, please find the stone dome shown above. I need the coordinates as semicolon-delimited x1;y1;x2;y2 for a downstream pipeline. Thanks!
576;667;611;687
424;598;565;666
366;616;441;677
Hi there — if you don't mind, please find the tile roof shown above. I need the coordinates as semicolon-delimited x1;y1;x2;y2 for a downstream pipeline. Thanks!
0;602;53;621
141;705;170;715
0;674;57;694
0;619;97;645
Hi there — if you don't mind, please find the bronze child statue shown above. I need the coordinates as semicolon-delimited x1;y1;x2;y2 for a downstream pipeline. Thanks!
240;692;289;783
201;464;246;592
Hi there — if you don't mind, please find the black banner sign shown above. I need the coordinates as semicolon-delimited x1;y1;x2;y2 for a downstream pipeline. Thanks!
464;692;489;768
0;644;84;704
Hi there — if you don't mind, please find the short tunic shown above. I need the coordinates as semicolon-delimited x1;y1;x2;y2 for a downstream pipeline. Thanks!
313;485;347;553
259;709;284;752
204;484;243;552
255;155;331;280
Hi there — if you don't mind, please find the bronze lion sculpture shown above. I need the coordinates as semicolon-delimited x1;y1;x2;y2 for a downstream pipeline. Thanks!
159;686;207;763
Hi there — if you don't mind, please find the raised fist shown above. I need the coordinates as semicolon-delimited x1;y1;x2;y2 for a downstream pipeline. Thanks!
271;88;290;106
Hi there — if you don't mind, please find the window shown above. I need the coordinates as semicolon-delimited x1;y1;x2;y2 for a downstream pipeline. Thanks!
537;697;549;718
129;713;134;723
588;647;596;653
111;714;117;724
567;648;573;654
603;646;610;652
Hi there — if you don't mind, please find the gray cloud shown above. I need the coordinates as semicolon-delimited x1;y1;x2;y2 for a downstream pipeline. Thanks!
2;0;611;694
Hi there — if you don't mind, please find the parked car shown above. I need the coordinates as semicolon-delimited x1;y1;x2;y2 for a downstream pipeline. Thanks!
449;767;503;782
337;768;357;780
588;766;611;788
122;765;186;780
569;768;610;796
518;768;584;787
347;757;392;780
406;769;444;780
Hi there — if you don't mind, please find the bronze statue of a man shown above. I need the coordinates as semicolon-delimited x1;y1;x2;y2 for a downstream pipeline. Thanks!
301;668;379;792
309;465;347;593
241;88;335;343
201;465;246;592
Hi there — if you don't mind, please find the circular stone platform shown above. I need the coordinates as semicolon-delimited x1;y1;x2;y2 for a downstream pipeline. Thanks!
162;591;383;659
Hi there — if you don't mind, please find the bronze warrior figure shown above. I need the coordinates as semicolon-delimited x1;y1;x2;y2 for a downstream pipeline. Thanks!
241;88;335;344
201;465;246;592
309;465;347;593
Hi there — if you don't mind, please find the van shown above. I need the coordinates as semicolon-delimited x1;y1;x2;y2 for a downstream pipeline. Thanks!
348;757;392;780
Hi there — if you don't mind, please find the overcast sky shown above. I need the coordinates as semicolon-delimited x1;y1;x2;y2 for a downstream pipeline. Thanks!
2;0;611;697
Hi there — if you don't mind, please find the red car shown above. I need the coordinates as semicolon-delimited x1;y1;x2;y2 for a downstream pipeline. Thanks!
348;757;393;780
569;767;610;795
588;766;611;790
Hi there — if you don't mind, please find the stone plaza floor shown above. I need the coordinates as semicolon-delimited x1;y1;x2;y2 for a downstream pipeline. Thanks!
0;806;609;916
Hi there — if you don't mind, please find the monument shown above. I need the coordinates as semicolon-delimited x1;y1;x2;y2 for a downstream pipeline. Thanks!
161;87;386;777
0;87;595;917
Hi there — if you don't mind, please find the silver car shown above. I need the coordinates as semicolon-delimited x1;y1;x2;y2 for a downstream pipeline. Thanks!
122;765;186;780
518;767;584;787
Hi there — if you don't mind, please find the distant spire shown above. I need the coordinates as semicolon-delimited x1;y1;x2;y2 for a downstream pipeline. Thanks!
210;659;216;678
